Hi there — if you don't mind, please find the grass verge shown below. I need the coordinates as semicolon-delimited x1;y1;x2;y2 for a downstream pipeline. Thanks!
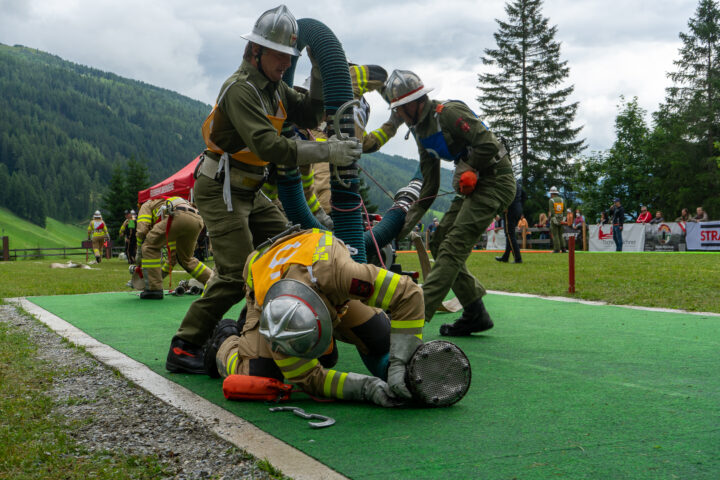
397;250;720;313
0;319;173;479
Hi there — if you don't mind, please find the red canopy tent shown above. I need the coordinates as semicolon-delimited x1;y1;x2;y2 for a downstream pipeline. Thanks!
138;156;201;204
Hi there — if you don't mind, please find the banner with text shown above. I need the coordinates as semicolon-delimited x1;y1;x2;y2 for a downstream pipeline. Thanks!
685;221;720;250
588;224;645;252
643;222;687;251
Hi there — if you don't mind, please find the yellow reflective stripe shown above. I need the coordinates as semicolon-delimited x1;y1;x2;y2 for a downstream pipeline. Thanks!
191;262;207;278
311;231;333;262
307;194;320;213
246;252;261;289
391;319;425;329
227;352;238;376
274;357;299;367
371;128;389;145
381;273;401;310
368;270;387;307
336;372;348;399
142;259;162;267
278;358;319;379
353;65;368;94
323;370;336;397
138;215;152;220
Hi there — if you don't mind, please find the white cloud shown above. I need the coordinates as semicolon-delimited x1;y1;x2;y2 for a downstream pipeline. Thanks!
0;0;700;162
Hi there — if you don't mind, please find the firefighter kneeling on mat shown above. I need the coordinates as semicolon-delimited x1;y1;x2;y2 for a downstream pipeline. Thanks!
135;197;213;300
204;228;427;407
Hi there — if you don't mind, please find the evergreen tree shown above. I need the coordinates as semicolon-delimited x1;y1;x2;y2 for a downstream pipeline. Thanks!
125;156;150;210
666;0;720;155
478;0;585;219
650;0;720;217
101;164;128;238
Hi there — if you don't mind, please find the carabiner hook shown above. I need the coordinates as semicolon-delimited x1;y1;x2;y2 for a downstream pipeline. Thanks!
269;406;336;429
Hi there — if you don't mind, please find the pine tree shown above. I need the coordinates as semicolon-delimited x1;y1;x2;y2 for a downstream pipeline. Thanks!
666;0;720;155
101;164;128;238
125;156;150;210
650;0;720;217
478;0;585;217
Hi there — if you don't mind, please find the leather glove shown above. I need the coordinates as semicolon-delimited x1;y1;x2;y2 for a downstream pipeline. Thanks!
296;136;361;167
314;208;334;230
342;372;405;407
362;376;405;407
388;111;404;129
388;334;423;400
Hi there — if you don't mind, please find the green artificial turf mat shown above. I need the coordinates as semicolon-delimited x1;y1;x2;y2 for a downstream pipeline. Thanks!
26;292;720;479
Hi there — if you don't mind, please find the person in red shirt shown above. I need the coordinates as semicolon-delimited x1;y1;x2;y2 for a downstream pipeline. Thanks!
636;205;652;223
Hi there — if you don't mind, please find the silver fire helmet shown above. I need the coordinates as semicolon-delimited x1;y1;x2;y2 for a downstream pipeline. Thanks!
405;340;471;407
93;210;102;217
549;186;559;195
259;279;332;359
385;70;433;110
241;5;301;57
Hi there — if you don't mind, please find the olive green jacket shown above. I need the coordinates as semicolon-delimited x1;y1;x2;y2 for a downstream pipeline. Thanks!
206;60;324;167
406;99;507;225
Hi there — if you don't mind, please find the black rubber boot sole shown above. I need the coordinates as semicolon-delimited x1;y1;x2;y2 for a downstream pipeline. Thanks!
202;319;240;378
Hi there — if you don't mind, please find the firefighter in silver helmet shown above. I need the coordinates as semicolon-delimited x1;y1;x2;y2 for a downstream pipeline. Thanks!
165;5;362;373
207;228;425;407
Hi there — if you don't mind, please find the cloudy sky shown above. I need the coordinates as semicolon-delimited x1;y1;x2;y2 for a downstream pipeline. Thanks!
0;0;701;161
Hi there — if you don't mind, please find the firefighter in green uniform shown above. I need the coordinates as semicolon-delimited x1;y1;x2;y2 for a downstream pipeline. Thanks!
166;5;362;373
548;186;567;253
387;70;516;336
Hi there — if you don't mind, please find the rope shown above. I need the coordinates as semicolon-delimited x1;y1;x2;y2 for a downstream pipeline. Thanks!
361;199;386;269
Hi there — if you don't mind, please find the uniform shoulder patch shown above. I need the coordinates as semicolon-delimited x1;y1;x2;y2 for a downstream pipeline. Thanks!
454;117;471;133
349;278;374;298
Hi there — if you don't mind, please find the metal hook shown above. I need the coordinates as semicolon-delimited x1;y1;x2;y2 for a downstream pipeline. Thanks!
269;406;336;429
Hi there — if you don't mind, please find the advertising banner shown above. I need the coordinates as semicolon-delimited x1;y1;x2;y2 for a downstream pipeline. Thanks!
643;222;687;251
685;221;720;251
588;224;645;252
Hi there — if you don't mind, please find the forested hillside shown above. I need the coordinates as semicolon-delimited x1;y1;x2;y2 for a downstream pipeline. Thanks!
0;43;451;230
0;43;209;226
361;152;454;225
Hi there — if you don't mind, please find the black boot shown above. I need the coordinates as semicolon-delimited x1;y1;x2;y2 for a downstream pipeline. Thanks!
202;319;240;378
439;299;494;336
495;256;508;263
140;289;164;300
166;336;206;374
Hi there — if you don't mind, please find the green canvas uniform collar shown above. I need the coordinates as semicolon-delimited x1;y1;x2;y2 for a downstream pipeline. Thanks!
239;60;280;93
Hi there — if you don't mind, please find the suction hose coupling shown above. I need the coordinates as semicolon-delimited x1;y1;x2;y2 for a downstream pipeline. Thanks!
394;179;423;213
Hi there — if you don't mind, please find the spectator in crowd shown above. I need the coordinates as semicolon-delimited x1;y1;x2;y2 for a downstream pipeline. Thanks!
517;214;529;230
636;205;652;223
535;213;549;240
690;206;709;222
566;208;574;227
675;208;692;222
493;214;504;233
649;211;664;224
598;211;610;225
609;197;624;252
496;179;525;263
572;208;584;230
427;217;440;239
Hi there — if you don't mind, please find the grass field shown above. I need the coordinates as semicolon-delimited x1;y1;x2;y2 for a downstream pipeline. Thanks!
2;251;718;313
0;208;87;250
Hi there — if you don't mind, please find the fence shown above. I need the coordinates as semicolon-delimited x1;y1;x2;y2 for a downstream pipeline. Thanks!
0;237;115;261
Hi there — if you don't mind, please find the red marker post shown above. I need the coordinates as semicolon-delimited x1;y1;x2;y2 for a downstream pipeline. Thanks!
568;235;576;293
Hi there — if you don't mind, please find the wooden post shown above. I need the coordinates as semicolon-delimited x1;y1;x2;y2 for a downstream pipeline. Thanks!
521;227;527;249
2;236;9;261
582;222;588;251
568;235;576;293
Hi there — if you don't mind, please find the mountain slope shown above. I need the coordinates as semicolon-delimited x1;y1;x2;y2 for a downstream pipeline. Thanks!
0;43;209;224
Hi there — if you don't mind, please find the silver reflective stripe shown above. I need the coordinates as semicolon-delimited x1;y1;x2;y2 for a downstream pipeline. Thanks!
245;81;269;115
216;80;238;105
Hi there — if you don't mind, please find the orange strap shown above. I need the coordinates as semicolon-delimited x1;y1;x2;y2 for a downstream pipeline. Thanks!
222;375;293;402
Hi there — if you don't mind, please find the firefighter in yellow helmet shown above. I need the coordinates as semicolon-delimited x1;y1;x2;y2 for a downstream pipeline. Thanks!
87;210;109;263
135;197;212;299
205;228;425;406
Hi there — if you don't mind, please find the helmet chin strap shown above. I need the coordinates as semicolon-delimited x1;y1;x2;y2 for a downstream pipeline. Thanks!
255;45;266;78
